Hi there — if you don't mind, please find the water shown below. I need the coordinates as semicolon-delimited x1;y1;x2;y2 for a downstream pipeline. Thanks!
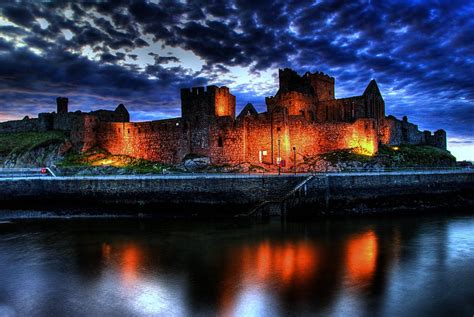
0;215;473;317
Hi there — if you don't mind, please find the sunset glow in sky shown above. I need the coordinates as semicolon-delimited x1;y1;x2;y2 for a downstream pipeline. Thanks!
0;1;472;159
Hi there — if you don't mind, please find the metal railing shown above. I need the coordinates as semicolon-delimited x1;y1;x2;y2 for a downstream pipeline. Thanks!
0;166;471;180
0;167;56;178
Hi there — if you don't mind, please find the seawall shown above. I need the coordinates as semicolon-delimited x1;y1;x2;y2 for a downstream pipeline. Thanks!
0;174;305;215
302;171;474;215
0;171;472;216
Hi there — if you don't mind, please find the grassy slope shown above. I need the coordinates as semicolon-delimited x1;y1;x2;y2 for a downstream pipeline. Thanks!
59;148;172;173
319;144;456;167
0;131;66;156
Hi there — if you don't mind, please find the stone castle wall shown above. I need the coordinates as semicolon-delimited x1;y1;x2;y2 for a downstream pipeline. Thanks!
0;118;41;133
266;91;316;117
380;116;425;145
70;109;378;166
93;119;186;163
0;68;448;166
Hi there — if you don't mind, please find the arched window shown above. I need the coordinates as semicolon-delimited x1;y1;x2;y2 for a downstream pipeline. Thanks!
218;136;223;147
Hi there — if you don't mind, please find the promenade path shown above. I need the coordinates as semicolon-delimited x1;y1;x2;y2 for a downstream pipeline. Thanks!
0;168;472;181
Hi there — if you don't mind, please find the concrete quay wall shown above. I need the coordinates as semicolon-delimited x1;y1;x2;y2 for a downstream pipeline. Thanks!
0;171;472;215
0;175;305;212
300;171;474;214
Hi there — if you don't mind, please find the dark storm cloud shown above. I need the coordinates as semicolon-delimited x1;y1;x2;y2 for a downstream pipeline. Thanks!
1;5;35;27
0;0;473;147
0;38;13;51
148;52;180;64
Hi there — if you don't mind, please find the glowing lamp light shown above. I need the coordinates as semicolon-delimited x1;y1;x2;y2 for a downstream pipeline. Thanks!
392;146;400;151
258;150;268;163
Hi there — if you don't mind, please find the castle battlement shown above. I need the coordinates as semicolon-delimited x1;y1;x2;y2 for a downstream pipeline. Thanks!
181;85;230;98
266;91;314;101
303;71;335;83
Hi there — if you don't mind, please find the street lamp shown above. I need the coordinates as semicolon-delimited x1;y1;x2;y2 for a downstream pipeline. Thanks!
277;127;281;176
293;146;296;175
278;138;281;175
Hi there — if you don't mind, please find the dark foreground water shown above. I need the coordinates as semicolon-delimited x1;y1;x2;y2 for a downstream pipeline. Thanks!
0;214;473;317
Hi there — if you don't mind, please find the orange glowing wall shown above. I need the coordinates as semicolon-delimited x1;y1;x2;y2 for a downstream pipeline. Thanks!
239;112;379;168
95;119;187;163
287;117;378;163
214;88;236;118
74;106;378;167
266;91;316;117
208;117;245;165
241;113;274;164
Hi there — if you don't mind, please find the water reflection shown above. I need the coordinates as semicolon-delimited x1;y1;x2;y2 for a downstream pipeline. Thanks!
120;244;141;285
345;230;378;285
219;240;320;316
0;216;473;316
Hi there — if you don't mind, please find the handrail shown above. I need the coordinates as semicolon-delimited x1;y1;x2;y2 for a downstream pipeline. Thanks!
0;167;56;177
45;167;56;177
244;175;314;217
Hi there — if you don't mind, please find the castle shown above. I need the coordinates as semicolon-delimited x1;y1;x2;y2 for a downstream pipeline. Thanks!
0;68;447;169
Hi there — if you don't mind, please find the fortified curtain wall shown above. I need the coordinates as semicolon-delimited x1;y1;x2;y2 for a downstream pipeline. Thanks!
71;112;378;167
243;116;378;166
97;121;187;164
70;119;187;164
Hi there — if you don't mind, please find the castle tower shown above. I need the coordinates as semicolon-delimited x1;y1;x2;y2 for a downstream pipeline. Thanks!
180;85;236;123
266;69;335;118
306;71;335;101
56;97;68;114
275;68;335;101
180;85;236;156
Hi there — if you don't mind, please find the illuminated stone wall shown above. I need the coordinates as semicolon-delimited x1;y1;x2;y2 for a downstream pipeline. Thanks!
208;117;244;164
288;117;378;159
74;108;378;167
93;119;187;163
266;92;317;120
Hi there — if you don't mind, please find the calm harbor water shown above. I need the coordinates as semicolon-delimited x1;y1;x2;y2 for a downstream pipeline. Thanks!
0;214;473;317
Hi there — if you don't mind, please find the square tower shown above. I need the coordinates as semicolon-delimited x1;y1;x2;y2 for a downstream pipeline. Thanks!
180;85;236;123
56;97;69;114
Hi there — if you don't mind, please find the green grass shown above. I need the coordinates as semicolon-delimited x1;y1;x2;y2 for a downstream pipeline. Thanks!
377;144;456;167
0;131;66;156
318;149;373;164
59;148;172;174
314;144;456;168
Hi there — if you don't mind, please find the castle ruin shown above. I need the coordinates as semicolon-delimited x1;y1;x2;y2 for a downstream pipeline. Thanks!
0;68;447;169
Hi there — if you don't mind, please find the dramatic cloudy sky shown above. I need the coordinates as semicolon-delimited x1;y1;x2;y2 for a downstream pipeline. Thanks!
0;0;473;159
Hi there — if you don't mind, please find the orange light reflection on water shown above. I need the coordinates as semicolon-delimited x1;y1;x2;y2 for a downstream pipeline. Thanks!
346;230;378;284
219;240;319;316
101;243;112;263
121;244;141;286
